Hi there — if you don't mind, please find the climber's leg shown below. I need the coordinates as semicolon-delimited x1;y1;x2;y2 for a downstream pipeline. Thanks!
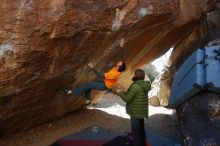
83;80;107;100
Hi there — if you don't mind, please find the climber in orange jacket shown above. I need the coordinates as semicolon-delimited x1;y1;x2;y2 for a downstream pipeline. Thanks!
65;38;126;105
65;61;126;104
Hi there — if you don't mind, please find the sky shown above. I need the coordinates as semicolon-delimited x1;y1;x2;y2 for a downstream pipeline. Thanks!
151;48;173;73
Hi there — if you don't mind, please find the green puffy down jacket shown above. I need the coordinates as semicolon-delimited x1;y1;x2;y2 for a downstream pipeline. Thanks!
118;80;151;119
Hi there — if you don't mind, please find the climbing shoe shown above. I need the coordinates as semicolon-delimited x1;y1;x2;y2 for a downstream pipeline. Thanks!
67;90;72;95
85;99;91;105
64;89;72;95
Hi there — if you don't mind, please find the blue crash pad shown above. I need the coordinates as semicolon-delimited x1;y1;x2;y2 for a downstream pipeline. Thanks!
50;126;182;146
204;46;220;92
50;126;117;146
146;131;181;146
169;46;220;108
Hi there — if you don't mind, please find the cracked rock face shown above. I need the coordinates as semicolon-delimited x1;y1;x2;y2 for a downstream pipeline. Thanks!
177;91;220;145
0;0;219;137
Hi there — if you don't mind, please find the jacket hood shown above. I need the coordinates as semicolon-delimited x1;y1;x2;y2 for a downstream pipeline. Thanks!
133;80;151;91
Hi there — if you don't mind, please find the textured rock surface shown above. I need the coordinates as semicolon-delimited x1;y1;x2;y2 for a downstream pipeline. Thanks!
177;91;220;145
0;0;219;137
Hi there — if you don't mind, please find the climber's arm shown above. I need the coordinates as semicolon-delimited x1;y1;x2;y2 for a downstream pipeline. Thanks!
92;68;105;78
88;63;104;78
